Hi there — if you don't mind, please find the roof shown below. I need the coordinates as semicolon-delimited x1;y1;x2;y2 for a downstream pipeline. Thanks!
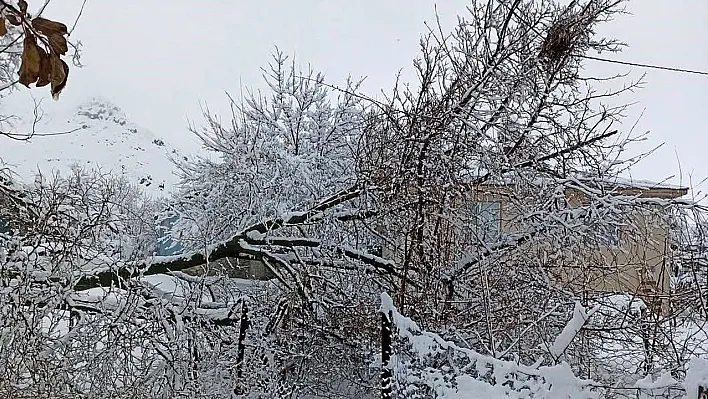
586;177;689;199
594;177;688;191
469;175;689;200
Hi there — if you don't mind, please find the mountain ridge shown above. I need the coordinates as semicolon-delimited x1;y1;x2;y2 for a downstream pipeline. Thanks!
0;96;194;197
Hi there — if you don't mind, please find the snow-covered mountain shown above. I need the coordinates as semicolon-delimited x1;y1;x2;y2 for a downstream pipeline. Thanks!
0;97;196;197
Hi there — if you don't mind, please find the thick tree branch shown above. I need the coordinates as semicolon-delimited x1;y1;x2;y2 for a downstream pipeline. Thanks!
74;185;364;290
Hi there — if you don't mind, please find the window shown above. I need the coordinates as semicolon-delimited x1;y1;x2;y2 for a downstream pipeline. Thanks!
577;220;621;247
0;217;10;234
464;201;501;243
156;215;185;256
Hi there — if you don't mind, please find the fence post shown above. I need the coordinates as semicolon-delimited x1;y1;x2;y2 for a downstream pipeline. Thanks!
381;309;393;399
236;301;249;379
233;300;249;395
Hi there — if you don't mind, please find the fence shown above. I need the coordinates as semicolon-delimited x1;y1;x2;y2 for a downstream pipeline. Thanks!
379;293;705;399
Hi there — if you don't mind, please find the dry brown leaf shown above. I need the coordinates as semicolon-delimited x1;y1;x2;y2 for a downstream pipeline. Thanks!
36;46;51;87
32;17;68;36
0;17;7;36
6;14;21;26
18;35;41;87
9;12;72;99
49;55;68;100
18;0;28;14
47;33;68;55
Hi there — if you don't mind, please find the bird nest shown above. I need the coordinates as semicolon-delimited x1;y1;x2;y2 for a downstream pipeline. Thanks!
538;8;593;66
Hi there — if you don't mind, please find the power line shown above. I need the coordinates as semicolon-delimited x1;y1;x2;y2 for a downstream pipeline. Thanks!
494;0;708;77
579;55;708;76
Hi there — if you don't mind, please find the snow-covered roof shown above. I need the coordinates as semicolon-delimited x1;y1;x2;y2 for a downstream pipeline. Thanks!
591;176;688;192
470;175;688;193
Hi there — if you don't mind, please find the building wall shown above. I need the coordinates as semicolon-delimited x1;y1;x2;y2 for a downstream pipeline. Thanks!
509;186;677;313
379;184;680;313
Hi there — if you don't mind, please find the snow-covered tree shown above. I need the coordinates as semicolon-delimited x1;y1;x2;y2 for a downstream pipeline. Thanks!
0;168;274;398
1;0;707;397
168;50;365;251
164;0;705;395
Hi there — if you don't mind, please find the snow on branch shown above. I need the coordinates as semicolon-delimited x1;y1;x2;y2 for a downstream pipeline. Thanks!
380;292;602;399
339;246;399;277
74;185;364;290
548;301;599;360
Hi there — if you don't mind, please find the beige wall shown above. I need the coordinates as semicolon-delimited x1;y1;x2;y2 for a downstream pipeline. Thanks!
382;184;682;312
503;186;680;313
540;208;671;299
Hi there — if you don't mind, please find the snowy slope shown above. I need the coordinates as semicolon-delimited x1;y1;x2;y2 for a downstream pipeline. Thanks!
0;97;195;197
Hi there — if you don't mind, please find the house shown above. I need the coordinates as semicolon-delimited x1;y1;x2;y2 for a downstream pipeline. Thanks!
454;177;688;314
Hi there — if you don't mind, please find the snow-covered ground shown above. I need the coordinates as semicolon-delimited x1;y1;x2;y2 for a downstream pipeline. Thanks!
381;293;708;399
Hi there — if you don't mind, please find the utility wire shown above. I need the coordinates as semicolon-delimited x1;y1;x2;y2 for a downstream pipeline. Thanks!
580;54;708;76
495;1;708;77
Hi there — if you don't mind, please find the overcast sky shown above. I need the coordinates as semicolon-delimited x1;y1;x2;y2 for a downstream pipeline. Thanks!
16;0;708;193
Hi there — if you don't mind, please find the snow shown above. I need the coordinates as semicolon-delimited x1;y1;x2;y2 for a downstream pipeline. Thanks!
344;246;395;267
595;293;646;314
0;97;197;197
380;291;395;313
549;302;599;359
634;372;679;390
70;286;129;311
246;230;264;241
684;358;708;399
594;176;688;191
142;274;187;298
380;293;601;399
